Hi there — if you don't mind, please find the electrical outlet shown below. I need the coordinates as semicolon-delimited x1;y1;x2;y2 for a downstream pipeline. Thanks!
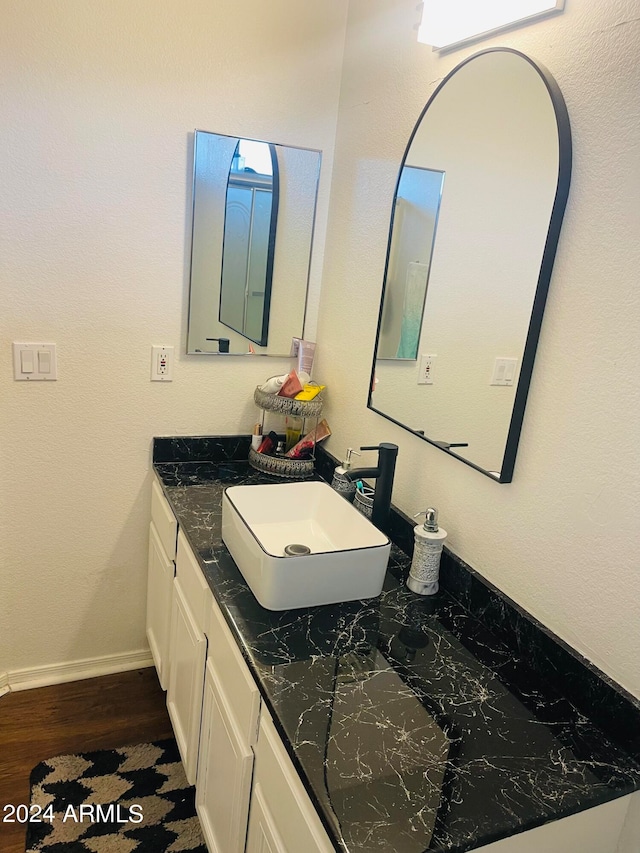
417;354;437;385
151;346;174;381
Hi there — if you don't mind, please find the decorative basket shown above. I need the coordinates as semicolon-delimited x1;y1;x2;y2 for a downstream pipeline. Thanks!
248;446;315;480
253;386;323;419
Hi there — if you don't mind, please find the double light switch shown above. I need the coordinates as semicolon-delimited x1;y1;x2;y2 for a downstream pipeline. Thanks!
13;343;57;380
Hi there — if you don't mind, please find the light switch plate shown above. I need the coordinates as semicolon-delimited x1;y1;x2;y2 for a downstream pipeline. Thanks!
13;343;57;380
491;357;518;386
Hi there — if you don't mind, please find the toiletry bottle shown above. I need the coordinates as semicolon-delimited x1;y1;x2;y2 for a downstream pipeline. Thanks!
331;448;360;500
251;423;263;450
259;374;287;394
257;431;279;455
285;416;303;452
406;508;447;595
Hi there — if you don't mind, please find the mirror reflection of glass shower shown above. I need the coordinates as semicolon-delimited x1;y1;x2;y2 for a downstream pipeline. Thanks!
219;140;279;346
378;167;444;360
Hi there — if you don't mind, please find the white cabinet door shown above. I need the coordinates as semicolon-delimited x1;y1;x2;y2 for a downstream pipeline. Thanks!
167;577;207;785
250;712;334;853
246;782;287;853
146;521;174;690
197;659;254;853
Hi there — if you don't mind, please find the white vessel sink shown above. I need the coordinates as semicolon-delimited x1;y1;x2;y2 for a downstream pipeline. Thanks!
221;481;391;610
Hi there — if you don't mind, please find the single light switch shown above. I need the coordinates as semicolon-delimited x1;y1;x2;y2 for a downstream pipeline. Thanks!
20;350;35;373
38;350;51;373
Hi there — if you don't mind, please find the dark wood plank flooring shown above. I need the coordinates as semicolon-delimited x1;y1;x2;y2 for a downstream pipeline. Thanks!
0;667;172;853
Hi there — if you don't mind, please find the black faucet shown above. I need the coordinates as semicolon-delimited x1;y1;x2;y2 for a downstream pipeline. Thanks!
343;443;398;532
206;337;230;353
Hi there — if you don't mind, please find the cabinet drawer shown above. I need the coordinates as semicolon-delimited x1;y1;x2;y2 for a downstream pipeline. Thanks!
176;530;212;633
252;711;334;853
151;478;177;560
207;597;260;748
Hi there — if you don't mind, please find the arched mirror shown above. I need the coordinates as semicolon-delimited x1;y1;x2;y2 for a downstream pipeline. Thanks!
369;49;572;482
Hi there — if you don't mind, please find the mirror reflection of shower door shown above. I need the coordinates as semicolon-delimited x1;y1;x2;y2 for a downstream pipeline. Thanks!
219;185;252;336
378;167;444;360
243;188;272;342
219;145;279;347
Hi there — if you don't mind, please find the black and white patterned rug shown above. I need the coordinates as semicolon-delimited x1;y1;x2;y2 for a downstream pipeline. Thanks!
26;739;206;852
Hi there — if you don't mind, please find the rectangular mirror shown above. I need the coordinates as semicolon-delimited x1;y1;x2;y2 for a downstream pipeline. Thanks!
187;131;321;356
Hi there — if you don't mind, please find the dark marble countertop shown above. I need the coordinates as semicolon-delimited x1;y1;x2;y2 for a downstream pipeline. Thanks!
153;453;640;853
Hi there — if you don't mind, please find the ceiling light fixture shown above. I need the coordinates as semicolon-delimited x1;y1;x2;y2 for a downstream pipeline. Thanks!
417;0;564;51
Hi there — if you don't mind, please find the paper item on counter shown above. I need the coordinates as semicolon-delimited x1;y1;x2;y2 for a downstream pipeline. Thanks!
295;384;325;401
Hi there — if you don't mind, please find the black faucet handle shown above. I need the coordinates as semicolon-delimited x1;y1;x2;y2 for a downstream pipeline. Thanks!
360;443;399;455
206;337;231;353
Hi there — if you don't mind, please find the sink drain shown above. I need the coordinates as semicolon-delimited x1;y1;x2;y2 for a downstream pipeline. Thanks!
284;543;311;557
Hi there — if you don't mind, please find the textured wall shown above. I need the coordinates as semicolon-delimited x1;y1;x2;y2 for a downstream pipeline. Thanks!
0;0;346;676
3;0;639;710
314;0;640;698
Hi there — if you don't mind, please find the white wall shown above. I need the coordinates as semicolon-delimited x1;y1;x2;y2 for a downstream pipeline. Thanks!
314;0;640;699
0;0;347;678
2;0;639;713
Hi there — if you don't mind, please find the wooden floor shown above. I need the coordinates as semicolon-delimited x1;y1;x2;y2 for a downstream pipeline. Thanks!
0;667;172;853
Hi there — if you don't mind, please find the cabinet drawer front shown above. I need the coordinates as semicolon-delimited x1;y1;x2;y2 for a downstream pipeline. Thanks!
253;712;334;853
208;598;260;747
151;478;177;560
176;530;212;633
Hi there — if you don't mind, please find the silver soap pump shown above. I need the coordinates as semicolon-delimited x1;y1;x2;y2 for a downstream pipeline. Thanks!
406;507;447;596
331;448;361;500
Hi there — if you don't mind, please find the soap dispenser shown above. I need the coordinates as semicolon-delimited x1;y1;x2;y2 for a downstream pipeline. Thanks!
331;448;360;500
407;508;447;596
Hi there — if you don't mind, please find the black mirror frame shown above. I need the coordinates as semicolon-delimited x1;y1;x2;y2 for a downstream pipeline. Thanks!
367;48;572;483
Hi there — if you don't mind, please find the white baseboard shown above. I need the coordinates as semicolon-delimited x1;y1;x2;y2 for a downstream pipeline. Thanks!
0;671;9;698
7;649;155;692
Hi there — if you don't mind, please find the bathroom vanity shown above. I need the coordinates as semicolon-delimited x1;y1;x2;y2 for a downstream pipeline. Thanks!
147;437;640;853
